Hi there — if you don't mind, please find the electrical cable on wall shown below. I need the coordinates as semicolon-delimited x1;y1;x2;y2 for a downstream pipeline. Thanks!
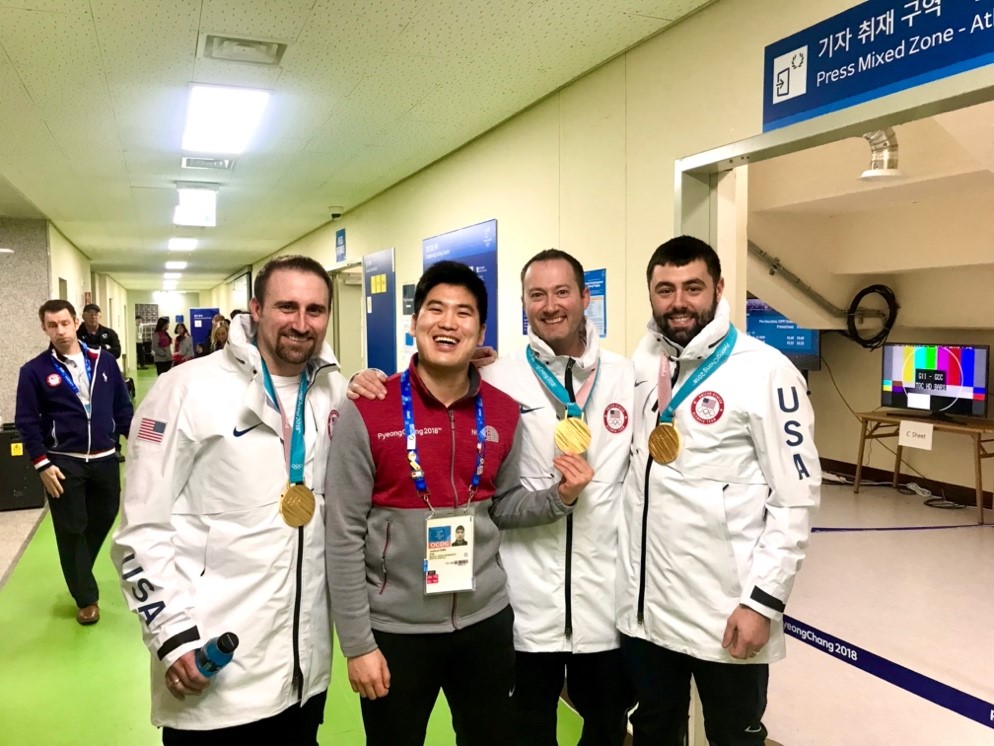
845;284;899;349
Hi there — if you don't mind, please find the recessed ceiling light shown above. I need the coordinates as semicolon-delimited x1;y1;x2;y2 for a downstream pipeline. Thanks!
0;247;13;254
182;84;270;154
165;261;188;270
168;237;198;251
173;184;217;227
163;272;182;280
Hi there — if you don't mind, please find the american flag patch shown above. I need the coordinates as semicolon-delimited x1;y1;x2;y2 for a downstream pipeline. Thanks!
137;418;167;443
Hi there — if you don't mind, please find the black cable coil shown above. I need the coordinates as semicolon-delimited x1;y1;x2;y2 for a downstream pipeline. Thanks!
845;284;899;349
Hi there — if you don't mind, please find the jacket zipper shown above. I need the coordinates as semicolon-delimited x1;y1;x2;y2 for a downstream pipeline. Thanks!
291;525;304;700
563;359;576;639
290;362;330;701
636;457;652;625
638;358;678;626
85;350;96;461
448;409;458;629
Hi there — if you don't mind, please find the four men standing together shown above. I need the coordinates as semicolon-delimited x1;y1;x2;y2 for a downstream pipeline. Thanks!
15;237;820;745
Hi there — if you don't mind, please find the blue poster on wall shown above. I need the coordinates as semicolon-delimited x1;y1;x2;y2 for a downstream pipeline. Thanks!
422;219;498;351
363;248;397;374
763;0;994;131
335;229;346;263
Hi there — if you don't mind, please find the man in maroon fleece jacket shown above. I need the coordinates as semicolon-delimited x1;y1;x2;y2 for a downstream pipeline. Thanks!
325;260;593;746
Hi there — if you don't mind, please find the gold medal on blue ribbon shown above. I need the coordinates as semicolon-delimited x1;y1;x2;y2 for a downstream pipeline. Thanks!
280;483;315;527
554;416;592;455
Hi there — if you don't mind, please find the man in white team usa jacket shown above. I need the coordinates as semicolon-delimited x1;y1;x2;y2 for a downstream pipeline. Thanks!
112;256;350;743
618;236;820;745
483;250;634;745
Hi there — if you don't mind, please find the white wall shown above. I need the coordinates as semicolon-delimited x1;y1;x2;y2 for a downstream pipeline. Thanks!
48;224;90;307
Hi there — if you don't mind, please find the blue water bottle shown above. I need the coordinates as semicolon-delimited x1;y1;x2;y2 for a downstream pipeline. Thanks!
195;632;239;677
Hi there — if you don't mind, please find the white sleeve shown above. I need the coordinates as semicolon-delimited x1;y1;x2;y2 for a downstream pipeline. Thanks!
110;373;203;667
741;360;821;621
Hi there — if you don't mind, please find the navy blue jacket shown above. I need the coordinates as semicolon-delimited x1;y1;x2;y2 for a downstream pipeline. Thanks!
15;344;133;472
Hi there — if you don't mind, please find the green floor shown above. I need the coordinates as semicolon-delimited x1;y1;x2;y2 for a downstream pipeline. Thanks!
0;366;585;744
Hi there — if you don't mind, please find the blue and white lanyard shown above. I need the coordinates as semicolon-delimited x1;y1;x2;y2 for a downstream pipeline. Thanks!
400;369;485;512
525;346;599;417
260;360;309;485
657;327;737;425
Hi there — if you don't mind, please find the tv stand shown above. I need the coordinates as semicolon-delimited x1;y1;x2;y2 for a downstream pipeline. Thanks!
853;411;994;524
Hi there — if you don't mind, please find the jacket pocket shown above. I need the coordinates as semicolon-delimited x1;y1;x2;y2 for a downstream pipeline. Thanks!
378;520;392;595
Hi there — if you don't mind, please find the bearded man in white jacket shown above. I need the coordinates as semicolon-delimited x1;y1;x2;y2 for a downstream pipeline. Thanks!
113;255;350;744
617;235;821;745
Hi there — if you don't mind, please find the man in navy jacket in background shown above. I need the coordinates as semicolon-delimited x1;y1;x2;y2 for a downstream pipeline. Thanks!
15;299;133;626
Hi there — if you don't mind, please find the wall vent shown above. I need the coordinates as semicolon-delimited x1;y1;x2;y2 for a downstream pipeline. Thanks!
199;34;287;67
181;157;234;171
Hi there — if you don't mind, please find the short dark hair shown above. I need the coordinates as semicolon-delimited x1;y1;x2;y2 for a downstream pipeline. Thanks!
646;235;722;286
254;255;332;306
38;299;76;322
82;303;101;314
413;261;488;326
230;309;245;318
456;525;464;532
520;249;585;292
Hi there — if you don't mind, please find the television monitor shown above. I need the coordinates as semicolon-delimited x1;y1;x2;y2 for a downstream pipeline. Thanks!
881;343;989;418
745;299;821;371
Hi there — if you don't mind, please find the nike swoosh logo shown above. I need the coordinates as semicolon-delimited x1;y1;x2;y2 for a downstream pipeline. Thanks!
519;406;543;414
232;423;262;437
635;380;648;387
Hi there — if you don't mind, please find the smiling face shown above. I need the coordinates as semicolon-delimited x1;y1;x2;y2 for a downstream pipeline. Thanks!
250;268;330;375
411;283;486;376
648;259;723;346
43;309;82;356
522;258;590;357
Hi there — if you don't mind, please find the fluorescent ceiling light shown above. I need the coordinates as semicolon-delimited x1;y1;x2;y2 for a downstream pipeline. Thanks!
165;261;188;270
182;84;270;154
163;272;182;280
168;237;198;251
173;184;217;227
0;247;13;254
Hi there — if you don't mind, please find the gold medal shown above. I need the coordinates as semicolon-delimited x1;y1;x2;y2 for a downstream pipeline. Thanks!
554;417;592;455
648;423;681;464
280;483;316;527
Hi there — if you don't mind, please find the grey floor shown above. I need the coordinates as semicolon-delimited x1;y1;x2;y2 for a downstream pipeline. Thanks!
766;482;994;744
0;505;43;590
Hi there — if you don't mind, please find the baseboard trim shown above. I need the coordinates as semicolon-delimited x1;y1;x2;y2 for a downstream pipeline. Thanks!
821;458;993;510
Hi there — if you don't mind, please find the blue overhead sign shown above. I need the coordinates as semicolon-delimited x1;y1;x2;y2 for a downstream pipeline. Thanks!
764;0;994;131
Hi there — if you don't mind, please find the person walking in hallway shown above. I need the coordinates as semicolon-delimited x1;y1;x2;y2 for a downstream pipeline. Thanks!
15;299;133;625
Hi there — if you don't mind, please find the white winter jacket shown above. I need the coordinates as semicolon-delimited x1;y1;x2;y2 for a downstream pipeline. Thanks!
617;299;820;664
112;316;349;729
483;319;634;653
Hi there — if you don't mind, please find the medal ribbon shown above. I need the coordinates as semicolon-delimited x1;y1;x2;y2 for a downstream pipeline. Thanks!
260;359;309;485
657;326;738;425
52;344;94;415
526;347;599;418
400;369;485;512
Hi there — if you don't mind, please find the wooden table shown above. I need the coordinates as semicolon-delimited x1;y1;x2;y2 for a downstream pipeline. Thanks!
853;411;994;524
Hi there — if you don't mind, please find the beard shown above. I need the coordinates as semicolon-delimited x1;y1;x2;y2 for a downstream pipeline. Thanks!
654;294;719;346
275;332;317;365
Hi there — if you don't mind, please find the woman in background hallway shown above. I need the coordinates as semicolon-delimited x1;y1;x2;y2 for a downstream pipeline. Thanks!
152;317;172;375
